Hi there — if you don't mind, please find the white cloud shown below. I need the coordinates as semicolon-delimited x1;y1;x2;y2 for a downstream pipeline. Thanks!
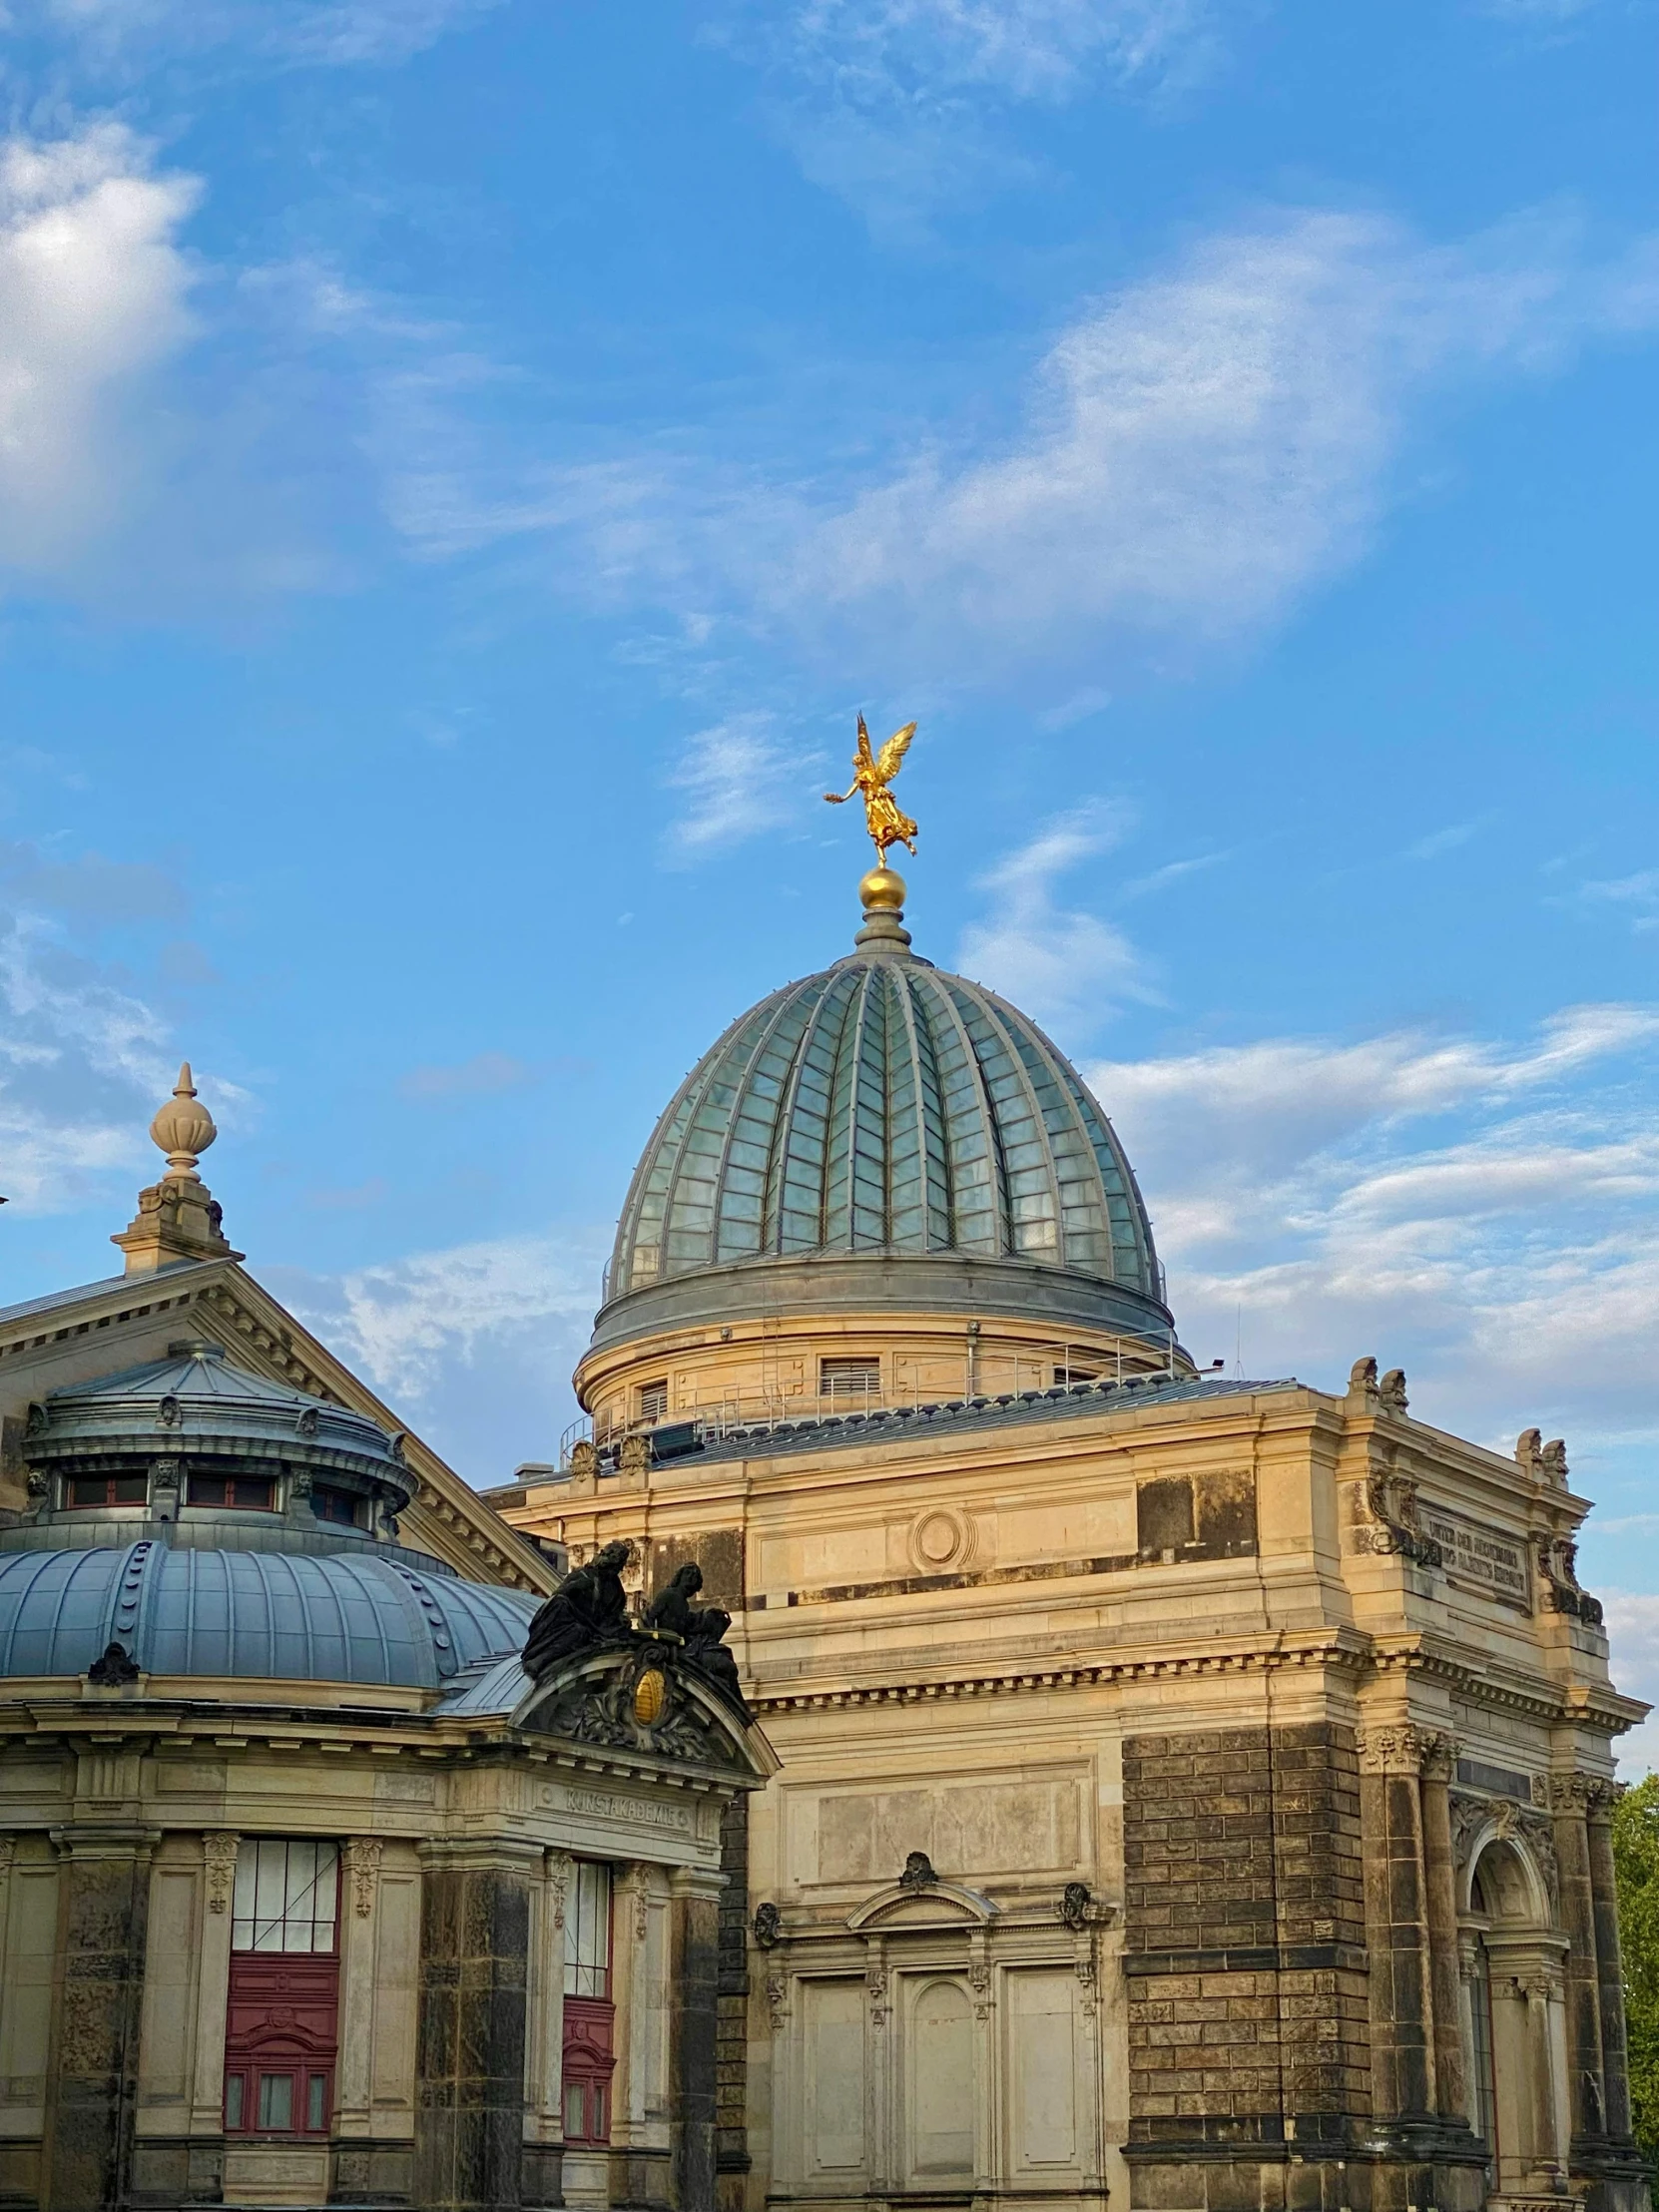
0;126;200;575
272;1229;610;1479
957;803;1150;1030
1084;1004;1659;1445
427;206;1659;690
28;0;502;69
775;210;1659;675
663;714;825;858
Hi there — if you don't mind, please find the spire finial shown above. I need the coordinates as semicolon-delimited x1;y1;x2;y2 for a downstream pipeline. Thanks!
148;1061;218;1182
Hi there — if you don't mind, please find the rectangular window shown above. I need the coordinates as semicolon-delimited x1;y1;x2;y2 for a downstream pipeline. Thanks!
561;1861;616;2147
637;1379;669;1421
310;1485;361;1527
257;2074;293;2131
65;1474;148;1508
189;1472;276;1511
224;1840;340;2140
1054;1364;1096;1385
233;1839;339;1953
564;1862;612;1998
821;1356;880;1403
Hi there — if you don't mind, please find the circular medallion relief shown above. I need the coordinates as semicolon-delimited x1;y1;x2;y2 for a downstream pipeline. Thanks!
909;1506;973;1575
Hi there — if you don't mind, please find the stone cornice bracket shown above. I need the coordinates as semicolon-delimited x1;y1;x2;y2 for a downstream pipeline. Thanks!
203;1831;240;1913
343;1836;382;1919
1359;1722;1456;1775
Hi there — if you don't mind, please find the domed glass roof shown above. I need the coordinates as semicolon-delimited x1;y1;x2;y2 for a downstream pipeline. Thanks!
600;923;1165;1345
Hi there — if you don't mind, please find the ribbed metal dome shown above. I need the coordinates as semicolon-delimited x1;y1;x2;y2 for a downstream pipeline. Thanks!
608;953;1159;1306
0;1541;538;1688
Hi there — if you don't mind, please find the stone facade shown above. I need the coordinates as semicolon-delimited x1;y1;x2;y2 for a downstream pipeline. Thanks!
504;1356;1650;2212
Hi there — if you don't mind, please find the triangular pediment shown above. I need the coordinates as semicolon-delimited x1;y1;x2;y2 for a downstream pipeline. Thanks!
0;1259;555;1599
847;1880;997;1931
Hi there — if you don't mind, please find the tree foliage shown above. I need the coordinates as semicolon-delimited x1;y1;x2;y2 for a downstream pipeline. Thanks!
1613;1773;1659;2175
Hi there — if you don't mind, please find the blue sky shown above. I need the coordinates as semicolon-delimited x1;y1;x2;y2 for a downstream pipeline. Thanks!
2;0;1657;1749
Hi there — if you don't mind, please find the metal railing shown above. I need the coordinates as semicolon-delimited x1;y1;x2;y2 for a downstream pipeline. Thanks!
557;1333;1177;1469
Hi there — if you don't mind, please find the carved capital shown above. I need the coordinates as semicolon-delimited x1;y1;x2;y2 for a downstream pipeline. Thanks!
343;1837;382;1918
204;1831;240;1914
1360;1722;1451;1776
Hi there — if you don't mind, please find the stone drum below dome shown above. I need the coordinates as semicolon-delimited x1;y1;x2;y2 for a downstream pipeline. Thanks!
595;874;1171;1358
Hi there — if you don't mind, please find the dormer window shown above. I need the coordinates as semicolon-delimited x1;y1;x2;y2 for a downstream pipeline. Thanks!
188;1473;276;1511
64;1474;148;1509
311;1486;362;1528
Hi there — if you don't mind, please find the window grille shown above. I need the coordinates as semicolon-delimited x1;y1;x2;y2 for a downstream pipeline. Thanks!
820;1356;880;1402
233;1840;339;1953
564;1862;612;1997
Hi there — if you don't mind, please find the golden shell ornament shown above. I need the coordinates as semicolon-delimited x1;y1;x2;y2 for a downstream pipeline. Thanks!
633;1669;667;1725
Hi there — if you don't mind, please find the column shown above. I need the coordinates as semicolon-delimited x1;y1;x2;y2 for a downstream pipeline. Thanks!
609;1863;672;2212
1359;1725;1435;2124
1549;1775;1609;2151
669;1868;726;2212
1585;1785;1635;2147
414;1840;539;2212
521;1851;567;2212
1419;1734;1469;2126
1522;1974;1564;2185
41;1823;160;2212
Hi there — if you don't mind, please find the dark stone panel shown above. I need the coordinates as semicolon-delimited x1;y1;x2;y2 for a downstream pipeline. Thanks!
328;2138;415;2206
128;2135;224;2207
413;1860;531;2212
669;1888;720;2212
1122;1724;1371;2156
518;2141;564;2210
1137;1479;1194;1556
42;1835;156;2212
649;1532;746;1613
605;2144;671;2211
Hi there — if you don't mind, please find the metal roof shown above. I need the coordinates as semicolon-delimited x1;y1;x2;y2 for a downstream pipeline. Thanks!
0;1540;539;1687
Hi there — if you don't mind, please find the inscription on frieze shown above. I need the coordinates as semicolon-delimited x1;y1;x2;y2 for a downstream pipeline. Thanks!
1419;1507;1530;1609
547;1784;692;1832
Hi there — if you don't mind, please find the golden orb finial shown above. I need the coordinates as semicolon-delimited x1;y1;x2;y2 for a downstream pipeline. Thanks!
859;865;906;912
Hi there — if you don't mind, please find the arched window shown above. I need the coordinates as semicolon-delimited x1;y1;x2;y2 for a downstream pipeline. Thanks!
223;1840;340;2140
1462;1835;1565;2196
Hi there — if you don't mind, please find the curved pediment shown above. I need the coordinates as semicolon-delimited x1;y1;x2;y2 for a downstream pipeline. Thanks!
847;1879;998;1931
511;1641;778;1784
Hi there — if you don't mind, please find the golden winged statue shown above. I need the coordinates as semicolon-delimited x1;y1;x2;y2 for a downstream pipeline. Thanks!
825;713;918;864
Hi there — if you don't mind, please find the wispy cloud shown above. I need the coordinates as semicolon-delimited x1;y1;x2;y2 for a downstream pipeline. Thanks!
1085;1004;1659;1446
957;802;1149;1030
1581;868;1659;932
1405;820;1481;860
663;713;825;858
727;0;1220;228
398;1052;538;1101
21;0;504;72
403;205;1659;693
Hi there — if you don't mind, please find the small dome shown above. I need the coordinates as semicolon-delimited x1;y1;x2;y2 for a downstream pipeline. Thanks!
28;1343;410;1498
0;1540;538;1687
598;942;1169;1351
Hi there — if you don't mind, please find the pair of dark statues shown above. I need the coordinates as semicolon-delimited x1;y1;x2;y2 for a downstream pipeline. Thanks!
522;1541;751;1722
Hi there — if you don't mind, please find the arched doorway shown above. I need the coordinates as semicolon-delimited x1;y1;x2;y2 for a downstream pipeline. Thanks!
1460;1835;1570;2197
